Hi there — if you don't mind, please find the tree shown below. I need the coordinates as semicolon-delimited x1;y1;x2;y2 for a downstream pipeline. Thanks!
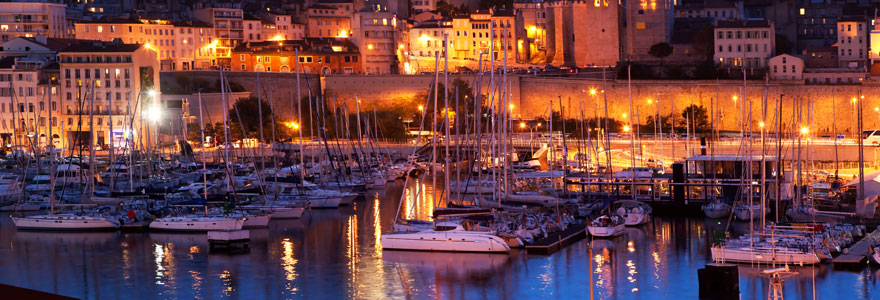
679;104;710;133
649;42;674;65
227;96;290;142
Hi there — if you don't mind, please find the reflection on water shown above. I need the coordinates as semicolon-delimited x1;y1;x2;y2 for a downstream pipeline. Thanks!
0;178;878;299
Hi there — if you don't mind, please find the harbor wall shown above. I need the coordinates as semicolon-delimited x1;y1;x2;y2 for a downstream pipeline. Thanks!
161;71;880;134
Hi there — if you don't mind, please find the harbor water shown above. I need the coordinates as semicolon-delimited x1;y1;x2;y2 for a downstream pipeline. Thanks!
0;179;878;299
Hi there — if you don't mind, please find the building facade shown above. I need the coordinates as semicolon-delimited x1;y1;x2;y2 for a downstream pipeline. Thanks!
768;54;803;80
230;39;362;75
58;41;160;148
713;20;775;68
836;17;867;69
75;20;217;71
351;9;401;74
546;0;620;67
0;2;68;41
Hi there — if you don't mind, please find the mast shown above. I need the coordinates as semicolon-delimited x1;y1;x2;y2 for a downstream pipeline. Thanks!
443;34;451;204
198;92;208;202
627;65;636;202
295;49;305;183
431;51;439;209
257;72;265;173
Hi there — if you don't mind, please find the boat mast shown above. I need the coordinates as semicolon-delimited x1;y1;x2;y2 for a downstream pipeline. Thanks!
443;34;451;205
198;92;207;203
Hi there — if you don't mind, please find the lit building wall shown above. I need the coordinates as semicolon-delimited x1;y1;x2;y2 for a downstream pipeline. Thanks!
0;2;68;41
58;43;160;148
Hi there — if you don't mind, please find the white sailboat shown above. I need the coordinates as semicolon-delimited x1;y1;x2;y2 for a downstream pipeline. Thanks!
10;213;120;231
149;215;245;231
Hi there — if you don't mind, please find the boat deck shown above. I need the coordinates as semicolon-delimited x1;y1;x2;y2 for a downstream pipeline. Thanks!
121;221;151;231
525;224;587;255
833;228;880;266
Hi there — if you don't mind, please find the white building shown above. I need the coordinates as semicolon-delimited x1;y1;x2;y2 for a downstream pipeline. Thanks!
352;9;401;74
837;16;867;69
58;41;160;148
768;54;803;80
713;20;775;68
0;2;68;41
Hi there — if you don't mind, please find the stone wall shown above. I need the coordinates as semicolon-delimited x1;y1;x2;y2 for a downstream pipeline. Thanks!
518;77;880;134
163;71;880;135
160;71;322;121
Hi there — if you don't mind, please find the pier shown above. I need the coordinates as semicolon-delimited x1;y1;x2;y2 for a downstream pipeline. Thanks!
525;224;587;255
833;228;880;266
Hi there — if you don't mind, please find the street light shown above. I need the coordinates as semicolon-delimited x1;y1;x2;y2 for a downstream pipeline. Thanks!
519;122;526;129
589;88;597;96
623;125;631;132
418;105;424;112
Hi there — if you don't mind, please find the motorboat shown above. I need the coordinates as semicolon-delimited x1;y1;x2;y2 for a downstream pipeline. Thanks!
587;214;625;237
702;201;731;219
614;200;651;226
381;223;510;253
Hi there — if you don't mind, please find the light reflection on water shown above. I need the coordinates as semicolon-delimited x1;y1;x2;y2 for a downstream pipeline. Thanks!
0;179;878;299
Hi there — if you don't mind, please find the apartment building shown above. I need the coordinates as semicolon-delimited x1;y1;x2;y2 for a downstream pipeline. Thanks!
305;4;352;38
351;9;400;74
194;7;245;65
837;16;867;69
230;39;361;74
58;41;160;148
75;20;216;70
713;20;775;68
0;2;68;42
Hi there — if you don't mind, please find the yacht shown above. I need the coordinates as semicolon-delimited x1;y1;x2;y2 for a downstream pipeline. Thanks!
149;215;245;231
381;223;510;253
710;243;821;265
10;214;120;231
702;201;731;219
587;214;625;237
614;200;651;226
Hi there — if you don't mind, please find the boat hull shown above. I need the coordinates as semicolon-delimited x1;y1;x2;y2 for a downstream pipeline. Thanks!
10;215;119;231
268;207;305;219
242;215;270;228
380;231;510;253
710;246;821;265
149;217;244;232
587;225;625;238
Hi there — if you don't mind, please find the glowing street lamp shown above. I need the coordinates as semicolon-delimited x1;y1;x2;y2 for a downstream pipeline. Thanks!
759;121;765;128
286;121;300;130
647;99;653;104
589;88;597;96
145;104;163;123
519;122;526;129
417;105;424;112
623;125;631;132
509;103;514;110
800;127;809;135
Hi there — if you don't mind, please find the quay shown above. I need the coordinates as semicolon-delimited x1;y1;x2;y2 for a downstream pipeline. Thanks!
833;228;880;266
525;224;587;255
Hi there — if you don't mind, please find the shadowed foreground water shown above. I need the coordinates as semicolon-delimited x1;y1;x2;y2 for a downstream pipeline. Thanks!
0;179;879;299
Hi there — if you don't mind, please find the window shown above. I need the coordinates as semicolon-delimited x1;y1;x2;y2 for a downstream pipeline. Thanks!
241;64;246;70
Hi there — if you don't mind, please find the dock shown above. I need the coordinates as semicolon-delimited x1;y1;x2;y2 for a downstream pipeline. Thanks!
833;228;880;266
525;224;587;255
